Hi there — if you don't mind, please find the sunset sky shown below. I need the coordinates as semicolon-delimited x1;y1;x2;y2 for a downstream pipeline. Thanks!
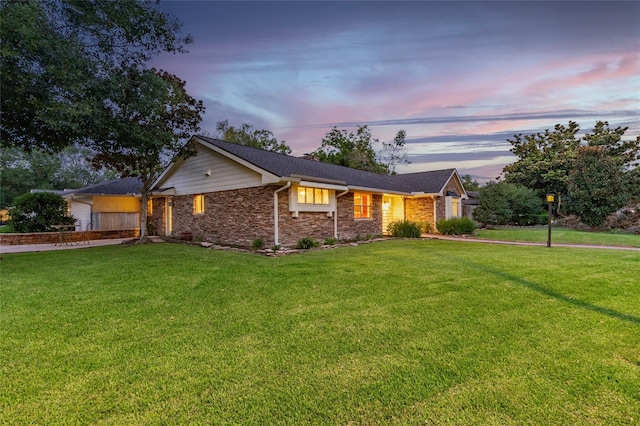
154;1;640;181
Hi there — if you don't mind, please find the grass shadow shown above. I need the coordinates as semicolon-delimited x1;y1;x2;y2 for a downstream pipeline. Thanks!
459;256;640;326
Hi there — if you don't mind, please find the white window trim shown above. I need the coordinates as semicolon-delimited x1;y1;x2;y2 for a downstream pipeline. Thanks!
445;195;461;218
289;184;337;217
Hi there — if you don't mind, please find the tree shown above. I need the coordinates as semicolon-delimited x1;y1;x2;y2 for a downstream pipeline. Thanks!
473;181;544;226
89;68;204;241
216;120;291;154
9;192;74;233
1;0;191;152
460;175;481;191
502;122;580;214
502;121;639;215
0;146;116;208
583;121;640;167
311;125;389;174
567;146;629;227
378;129;410;174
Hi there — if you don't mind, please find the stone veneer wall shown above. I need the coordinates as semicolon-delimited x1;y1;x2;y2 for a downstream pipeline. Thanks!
404;197;437;232
335;193;383;241
170;186;383;247
149;198;166;236
279;191;382;245
435;179;465;223
171;186;276;247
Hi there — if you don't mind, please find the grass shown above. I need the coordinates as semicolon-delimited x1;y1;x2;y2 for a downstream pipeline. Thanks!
477;226;640;247
1;241;639;424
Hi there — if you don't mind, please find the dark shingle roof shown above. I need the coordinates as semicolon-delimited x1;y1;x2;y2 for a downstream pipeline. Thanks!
196;136;455;194
67;177;142;196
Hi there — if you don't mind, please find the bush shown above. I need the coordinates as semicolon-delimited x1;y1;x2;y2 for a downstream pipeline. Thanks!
9;192;74;232
473;181;544;226
436;217;477;235
387;220;422;238
422;221;433;234
323;237;337;245
251;237;265;250
295;237;320;250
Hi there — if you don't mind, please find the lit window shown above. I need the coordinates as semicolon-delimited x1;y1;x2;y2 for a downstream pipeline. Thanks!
297;186;330;205
452;198;460;216
446;193;461;218
354;193;372;219
193;194;204;214
147;199;153;215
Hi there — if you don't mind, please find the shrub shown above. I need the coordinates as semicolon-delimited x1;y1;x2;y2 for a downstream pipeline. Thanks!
422;221;433;234
473;181;544;226
436;217;477;235
323;237;337;245
295;237;320;250
251;237;265;250
387;220;422;238
9;192;74;233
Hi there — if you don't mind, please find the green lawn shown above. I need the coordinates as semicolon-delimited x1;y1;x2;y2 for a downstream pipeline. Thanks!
477;226;640;247
1;241;639;424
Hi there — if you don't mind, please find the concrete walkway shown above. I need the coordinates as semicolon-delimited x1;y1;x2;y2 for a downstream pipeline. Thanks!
2;235;638;254
423;234;640;251
0;238;147;254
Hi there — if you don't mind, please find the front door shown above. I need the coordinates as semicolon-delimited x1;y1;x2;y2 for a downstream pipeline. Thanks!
382;195;404;235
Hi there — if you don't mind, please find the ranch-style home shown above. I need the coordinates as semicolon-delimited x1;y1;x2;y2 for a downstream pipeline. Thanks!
149;136;467;247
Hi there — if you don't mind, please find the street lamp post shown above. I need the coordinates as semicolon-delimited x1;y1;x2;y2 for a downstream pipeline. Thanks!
546;194;555;248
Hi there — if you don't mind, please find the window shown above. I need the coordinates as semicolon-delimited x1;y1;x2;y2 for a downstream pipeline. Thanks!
147;199;153;215
289;185;336;215
193;194;204;214
297;187;330;205
451;198;460;217
354;193;372;219
445;192;461;218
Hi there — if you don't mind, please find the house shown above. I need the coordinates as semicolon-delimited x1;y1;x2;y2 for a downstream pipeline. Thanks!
150;136;467;247
62;177;143;232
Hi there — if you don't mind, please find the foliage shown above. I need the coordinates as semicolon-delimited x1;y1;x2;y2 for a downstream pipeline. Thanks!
1;0;192;153
386;220;423;238
460;174;481;191
295;237;320;249
251;237;265;250
2;242;638;424
503;121;639;215
311;125;390;174
377;129;410;174
1;0;203;242
8;192;74;232
502;122;580;213
473;181;545;226
215;120;291;154
323;237;337;245
89;68;204;241
436;217;477;235
567;146;630;227
0;146;117;208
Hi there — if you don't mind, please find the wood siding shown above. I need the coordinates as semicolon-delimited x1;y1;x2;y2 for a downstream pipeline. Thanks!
92;212;140;230
159;147;263;196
